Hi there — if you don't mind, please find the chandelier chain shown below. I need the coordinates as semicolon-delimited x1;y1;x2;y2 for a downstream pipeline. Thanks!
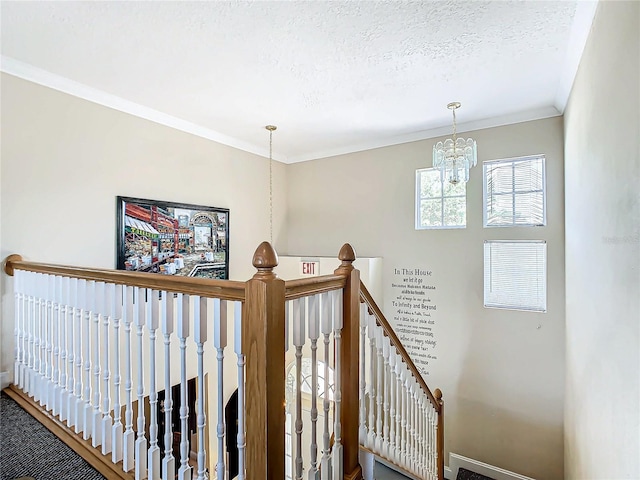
269;128;273;245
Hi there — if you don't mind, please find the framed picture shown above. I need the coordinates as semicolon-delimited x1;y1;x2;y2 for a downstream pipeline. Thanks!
116;196;229;279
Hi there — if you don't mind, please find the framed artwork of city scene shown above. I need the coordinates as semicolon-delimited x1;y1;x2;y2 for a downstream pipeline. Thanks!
116;196;229;279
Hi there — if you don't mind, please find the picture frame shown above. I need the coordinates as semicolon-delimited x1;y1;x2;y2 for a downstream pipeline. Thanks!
116;196;229;279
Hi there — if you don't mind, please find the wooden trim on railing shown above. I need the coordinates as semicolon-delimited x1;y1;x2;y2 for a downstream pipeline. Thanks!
4;385;134;480
359;281;441;412
284;274;347;300
3;257;246;301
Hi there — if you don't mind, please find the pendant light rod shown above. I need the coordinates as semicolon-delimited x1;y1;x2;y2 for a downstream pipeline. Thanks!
266;125;277;245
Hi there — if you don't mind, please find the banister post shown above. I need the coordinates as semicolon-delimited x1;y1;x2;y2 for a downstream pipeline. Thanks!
243;242;286;479
435;388;445;480
334;244;363;480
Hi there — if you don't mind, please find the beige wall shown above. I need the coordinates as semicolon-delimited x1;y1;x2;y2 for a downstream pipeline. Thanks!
286;117;565;479
564;1;640;478
0;73;288;374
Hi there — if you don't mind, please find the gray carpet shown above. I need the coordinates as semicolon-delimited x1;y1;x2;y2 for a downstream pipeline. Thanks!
0;391;106;480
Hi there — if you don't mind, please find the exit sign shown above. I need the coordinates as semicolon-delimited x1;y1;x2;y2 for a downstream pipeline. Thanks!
300;261;320;276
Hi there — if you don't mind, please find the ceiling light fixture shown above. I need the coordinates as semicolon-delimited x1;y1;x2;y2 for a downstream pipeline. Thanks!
266;125;277;244
433;102;477;185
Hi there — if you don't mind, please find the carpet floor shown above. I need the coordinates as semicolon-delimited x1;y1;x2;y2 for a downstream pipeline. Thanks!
0;391;106;480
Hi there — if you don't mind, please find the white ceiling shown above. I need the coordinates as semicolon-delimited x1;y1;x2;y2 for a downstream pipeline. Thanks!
0;0;597;163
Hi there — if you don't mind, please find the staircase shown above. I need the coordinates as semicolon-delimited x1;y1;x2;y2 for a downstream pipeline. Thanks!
2;242;444;480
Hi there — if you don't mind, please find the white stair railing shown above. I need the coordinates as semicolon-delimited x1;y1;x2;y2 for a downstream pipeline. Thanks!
7;262;246;480
5;244;438;480
359;282;444;480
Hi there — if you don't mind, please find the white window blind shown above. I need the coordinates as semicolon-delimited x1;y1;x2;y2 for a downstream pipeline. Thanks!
483;155;546;227
415;168;466;229
484;240;547;312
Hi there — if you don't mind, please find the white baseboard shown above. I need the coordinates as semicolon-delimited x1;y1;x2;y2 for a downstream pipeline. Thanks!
0;371;10;390
448;453;535;480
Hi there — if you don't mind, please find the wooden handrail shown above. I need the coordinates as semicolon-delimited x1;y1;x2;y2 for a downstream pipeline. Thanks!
284;274;347;300
3;255;247;301
359;281;441;413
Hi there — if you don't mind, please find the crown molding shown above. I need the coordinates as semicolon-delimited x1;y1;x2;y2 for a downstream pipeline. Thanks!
0;55;286;161
285;106;561;164
1;56;561;165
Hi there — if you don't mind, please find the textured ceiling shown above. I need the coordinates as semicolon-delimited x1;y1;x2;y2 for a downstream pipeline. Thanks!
0;1;597;163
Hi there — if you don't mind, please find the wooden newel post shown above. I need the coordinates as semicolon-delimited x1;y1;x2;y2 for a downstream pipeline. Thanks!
334;244;363;480
243;242;286;480
435;388;445;480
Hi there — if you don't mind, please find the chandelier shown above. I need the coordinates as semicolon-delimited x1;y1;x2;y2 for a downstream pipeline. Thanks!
433;102;477;185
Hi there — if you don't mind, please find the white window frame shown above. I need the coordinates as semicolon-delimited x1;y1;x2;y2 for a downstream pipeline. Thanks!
483;240;547;312
415;168;466;230
483;154;547;227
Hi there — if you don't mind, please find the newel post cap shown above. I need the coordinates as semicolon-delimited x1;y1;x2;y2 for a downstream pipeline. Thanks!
252;241;279;279
435;388;443;403
3;254;23;276
337;243;356;271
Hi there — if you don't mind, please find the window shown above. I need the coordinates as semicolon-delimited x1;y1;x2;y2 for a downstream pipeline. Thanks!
483;155;546;227
484;240;547;312
416;168;466;229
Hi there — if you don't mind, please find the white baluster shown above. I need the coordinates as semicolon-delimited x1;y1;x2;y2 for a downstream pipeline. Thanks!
234;301;245;480
162;291;176;480
399;370;407;470
319;292;332;480
366;313;376;450
432;403;438;479
331;290;343;480
27;272;37;397
308;294;320;480
420;396;426;478
382;335;391;458
102;283;113;455
148;290;161;480
33;273;43;403
293;298;305;480
45;275;57;411
39;273;47;402
123;285;136;472
409;376;418;473
358;303;367;444
92;281;104;447
67;277;78;428
112;284;124;464
375;326;384;452
177;293;192;480
388;347;397;462
194;297;208;480
23;272;32;395
45;274;55;411
394;352;402;465
213;298;227;480
135;287;148;480
43;274;51;410
58;276;68;420
81;279;93;438
51;276;62;415
13;270;23;391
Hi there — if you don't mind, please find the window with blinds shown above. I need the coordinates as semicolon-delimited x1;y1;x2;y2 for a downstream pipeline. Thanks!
415;168;466;229
483;155;546;227
484;240;547;312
